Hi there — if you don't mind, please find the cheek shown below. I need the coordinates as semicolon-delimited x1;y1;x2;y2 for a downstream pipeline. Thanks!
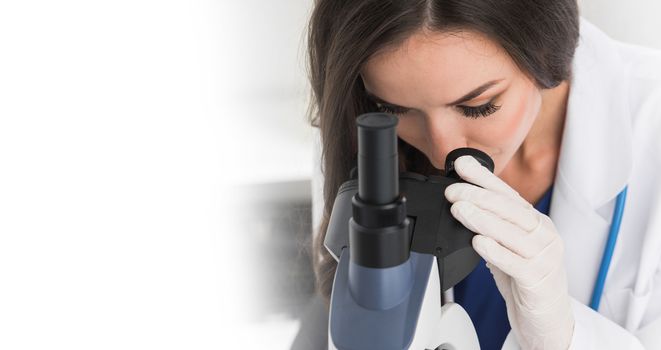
470;86;541;173
503;94;537;141
478;88;540;149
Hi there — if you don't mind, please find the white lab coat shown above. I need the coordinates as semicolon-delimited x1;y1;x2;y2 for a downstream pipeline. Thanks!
310;16;661;349
499;16;661;350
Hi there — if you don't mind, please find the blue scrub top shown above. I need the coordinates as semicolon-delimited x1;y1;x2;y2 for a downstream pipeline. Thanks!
453;185;554;350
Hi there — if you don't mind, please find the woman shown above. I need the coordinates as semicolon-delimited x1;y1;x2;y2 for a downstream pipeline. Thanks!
305;1;661;349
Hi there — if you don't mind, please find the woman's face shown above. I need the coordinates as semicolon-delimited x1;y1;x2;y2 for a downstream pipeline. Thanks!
360;29;543;176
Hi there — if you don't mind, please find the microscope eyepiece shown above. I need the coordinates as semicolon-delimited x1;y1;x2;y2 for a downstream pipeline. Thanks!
444;147;495;179
350;113;410;269
356;113;399;205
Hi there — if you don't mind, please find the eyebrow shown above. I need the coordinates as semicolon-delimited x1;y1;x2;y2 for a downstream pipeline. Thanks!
365;79;504;110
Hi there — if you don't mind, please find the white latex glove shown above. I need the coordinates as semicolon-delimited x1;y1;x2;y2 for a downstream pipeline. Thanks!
444;155;575;350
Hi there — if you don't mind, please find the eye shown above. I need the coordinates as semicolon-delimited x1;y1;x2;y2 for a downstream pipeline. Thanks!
372;99;501;119
458;100;501;119
375;103;410;116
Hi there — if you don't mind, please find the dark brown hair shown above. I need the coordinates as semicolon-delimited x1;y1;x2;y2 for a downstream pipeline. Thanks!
306;0;579;306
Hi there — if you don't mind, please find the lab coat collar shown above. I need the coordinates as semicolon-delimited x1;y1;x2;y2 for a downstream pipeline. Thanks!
549;17;633;304
555;17;633;210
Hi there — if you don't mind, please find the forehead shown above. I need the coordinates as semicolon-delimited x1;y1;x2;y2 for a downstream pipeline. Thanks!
361;29;516;104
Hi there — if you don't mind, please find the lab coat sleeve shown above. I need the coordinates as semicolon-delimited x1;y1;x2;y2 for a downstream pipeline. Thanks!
632;261;661;349
635;316;661;348
566;298;645;349
501;297;649;349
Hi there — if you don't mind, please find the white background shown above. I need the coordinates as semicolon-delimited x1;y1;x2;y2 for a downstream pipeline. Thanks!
0;1;659;349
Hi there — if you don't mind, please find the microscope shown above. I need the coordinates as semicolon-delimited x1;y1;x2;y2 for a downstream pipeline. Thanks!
324;113;497;350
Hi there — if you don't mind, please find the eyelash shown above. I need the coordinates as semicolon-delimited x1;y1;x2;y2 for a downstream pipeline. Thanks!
459;101;501;119
375;100;501;119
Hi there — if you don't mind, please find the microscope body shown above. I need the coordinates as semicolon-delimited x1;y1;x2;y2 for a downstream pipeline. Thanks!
323;113;502;350
325;170;483;350
324;170;482;296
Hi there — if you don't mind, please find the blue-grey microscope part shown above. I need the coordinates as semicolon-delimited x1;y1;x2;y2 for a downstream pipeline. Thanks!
330;248;437;350
325;183;356;261
348;256;414;310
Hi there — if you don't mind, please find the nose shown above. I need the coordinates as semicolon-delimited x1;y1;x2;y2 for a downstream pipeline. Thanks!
424;117;467;171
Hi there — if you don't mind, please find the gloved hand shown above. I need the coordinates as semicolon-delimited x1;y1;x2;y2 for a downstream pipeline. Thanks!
444;155;575;350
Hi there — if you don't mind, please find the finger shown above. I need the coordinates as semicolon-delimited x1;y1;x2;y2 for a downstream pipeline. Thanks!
514;257;569;311
445;182;538;231
453;155;530;207
451;201;553;259
486;262;532;344
472;234;531;284
522;226;567;289
487;261;513;301
486;262;519;328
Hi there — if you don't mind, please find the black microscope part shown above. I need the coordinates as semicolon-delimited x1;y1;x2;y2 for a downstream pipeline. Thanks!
444;147;495;179
356;113;399;205
350;113;411;269
326;113;497;292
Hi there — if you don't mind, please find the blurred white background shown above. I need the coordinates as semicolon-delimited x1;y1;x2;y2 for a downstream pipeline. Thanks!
0;1;659;349
0;1;226;349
